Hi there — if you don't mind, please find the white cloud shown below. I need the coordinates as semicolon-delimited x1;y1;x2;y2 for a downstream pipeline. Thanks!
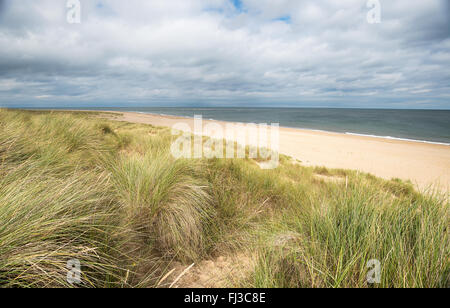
0;0;448;108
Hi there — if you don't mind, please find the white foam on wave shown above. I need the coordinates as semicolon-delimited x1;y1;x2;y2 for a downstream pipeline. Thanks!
345;132;450;146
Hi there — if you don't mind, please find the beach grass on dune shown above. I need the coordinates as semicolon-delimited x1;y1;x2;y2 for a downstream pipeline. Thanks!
0;108;448;288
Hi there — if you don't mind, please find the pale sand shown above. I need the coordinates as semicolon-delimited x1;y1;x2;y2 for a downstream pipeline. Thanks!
104;111;450;192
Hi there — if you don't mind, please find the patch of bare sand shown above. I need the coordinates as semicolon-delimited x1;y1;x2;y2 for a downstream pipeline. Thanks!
166;253;255;288
314;174;347;184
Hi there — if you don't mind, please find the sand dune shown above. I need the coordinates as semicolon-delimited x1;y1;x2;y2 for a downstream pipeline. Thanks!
106;111;450;192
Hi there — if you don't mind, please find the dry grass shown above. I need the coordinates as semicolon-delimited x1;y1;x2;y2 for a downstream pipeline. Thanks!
0;108;448;288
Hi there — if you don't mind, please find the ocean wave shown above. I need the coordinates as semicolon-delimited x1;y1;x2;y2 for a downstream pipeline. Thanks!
345;132;450;146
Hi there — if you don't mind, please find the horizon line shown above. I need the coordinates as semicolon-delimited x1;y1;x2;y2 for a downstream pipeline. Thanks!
5;106;450;111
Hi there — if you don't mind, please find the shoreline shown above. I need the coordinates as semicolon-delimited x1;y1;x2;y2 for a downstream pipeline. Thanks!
14;107;449;146
100;110;450;192
136;111;450;146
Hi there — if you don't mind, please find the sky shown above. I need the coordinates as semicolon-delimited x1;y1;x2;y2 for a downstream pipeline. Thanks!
0;0;449;109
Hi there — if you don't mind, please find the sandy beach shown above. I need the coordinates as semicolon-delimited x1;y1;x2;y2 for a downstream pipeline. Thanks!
105;111;450;192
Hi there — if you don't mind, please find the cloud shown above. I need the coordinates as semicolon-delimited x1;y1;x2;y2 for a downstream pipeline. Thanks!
0;0;448;108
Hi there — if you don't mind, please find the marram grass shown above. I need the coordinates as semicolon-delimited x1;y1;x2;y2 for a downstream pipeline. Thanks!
0;109;448;288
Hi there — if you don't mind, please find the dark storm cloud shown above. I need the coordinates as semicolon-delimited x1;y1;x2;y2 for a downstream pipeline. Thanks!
0;0;449;108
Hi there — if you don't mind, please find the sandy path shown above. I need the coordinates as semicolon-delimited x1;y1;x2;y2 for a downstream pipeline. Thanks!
105;111;450;192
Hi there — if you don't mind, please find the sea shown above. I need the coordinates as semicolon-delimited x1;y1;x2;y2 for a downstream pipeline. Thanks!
42;107;450;145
